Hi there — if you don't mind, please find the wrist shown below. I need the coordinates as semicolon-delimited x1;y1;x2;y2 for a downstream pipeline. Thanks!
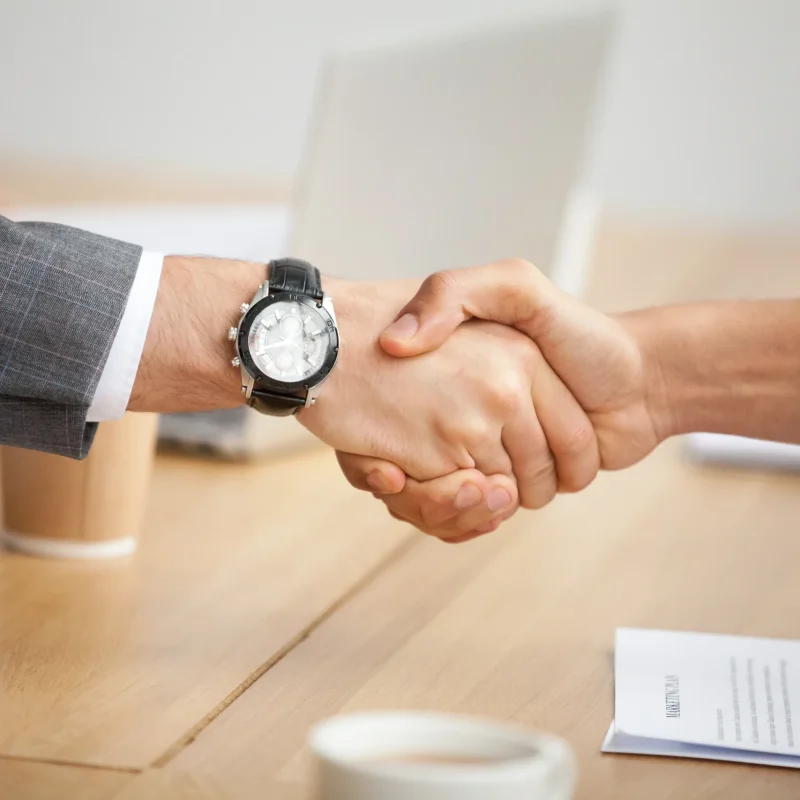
627;301;800;444
130;255;264;413
615;307;678;445
616;300;800;444
299;274;379;425
299;274;421;429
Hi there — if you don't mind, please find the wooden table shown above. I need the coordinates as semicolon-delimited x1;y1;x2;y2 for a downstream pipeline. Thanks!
1;221;798;799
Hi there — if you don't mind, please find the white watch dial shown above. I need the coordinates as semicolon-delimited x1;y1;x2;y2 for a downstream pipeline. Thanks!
248;300;332;382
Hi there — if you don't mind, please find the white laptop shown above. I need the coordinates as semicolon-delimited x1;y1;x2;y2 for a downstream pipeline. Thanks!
290;10;617;295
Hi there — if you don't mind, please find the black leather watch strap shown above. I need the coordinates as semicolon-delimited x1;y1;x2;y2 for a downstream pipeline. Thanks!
247;258;323;416
268;258;323;300
248;388;306;416
247;258;324;417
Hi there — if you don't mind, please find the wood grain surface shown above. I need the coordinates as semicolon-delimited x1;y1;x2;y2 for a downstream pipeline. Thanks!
110;440;800;799
0;757;132;800
0;447;411;768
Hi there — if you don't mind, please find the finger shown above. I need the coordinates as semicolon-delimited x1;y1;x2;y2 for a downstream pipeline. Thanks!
382;471;518;539
530;360;599;494
444;530;491;544
466;419;515;479
380;260;555;358
445;509;511;544
336;451;407;494
432;473;518;539
501;401;558;510
380;270;470;357
382;469;491;531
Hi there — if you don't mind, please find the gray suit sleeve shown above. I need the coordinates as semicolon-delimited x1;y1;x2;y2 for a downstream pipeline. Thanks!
0;215;142;458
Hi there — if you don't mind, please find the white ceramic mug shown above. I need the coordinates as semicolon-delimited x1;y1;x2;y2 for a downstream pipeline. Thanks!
309;711;576;800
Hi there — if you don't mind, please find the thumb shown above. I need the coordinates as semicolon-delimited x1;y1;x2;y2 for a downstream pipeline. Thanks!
379;260;553;358
380;271;472;358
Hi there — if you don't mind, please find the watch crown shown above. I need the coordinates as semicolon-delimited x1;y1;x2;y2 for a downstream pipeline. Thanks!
228;326;238;341
231;356;241;367
239;303;250;314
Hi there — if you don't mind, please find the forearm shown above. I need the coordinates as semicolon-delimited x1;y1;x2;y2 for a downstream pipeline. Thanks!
626;300;800;444
128;261;415;415
129;255;264;412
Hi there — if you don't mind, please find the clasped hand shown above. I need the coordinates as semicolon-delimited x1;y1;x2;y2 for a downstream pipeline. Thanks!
301;261;660;543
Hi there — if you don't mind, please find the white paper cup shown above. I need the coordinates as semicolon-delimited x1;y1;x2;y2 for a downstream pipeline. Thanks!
309;711;576;800
1;413;158;559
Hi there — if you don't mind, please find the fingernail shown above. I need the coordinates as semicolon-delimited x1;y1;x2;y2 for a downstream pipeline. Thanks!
487;487;511;512
455;483;482;510
367;470;389;493
385;313;418;340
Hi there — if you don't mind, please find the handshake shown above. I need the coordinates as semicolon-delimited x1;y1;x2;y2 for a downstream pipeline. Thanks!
300;258;663;543
135;255;799;542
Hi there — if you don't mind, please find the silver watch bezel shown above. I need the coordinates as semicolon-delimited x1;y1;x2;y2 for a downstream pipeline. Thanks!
234;284;338;408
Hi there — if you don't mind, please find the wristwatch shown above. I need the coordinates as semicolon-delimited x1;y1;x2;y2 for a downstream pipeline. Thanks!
230;258;339;416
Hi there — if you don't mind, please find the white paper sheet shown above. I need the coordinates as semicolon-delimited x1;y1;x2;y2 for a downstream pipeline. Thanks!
603;628;800;768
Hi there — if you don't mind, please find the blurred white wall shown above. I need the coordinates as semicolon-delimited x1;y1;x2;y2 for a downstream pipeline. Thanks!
590;0;800;231
2;0;799;231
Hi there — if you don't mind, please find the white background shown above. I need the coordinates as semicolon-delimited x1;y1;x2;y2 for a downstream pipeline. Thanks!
2;0;799;231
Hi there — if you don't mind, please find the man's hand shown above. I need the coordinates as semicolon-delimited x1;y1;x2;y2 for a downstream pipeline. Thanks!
301;277;594;504
337;259;667;539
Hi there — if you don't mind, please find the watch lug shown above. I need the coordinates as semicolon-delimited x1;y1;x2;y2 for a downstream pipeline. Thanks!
305;371;333;407
241;370;255;399
322;294;336;323
305;294;337;408
304;385;320;408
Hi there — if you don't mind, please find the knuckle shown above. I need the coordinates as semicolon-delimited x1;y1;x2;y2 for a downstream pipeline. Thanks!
497;258;555;329
520;460;558;509
459;417;494;450
559;421;597;460
422;269;459;301
490;378;528;417
528;456;556;484
483;366;531;418
499;257;536;276
498;258;542;291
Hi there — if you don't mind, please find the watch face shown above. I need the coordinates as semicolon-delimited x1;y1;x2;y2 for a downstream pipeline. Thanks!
246;299;333;383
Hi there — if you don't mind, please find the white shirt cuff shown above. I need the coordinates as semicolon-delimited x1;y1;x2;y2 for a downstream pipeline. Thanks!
87;251;164;422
